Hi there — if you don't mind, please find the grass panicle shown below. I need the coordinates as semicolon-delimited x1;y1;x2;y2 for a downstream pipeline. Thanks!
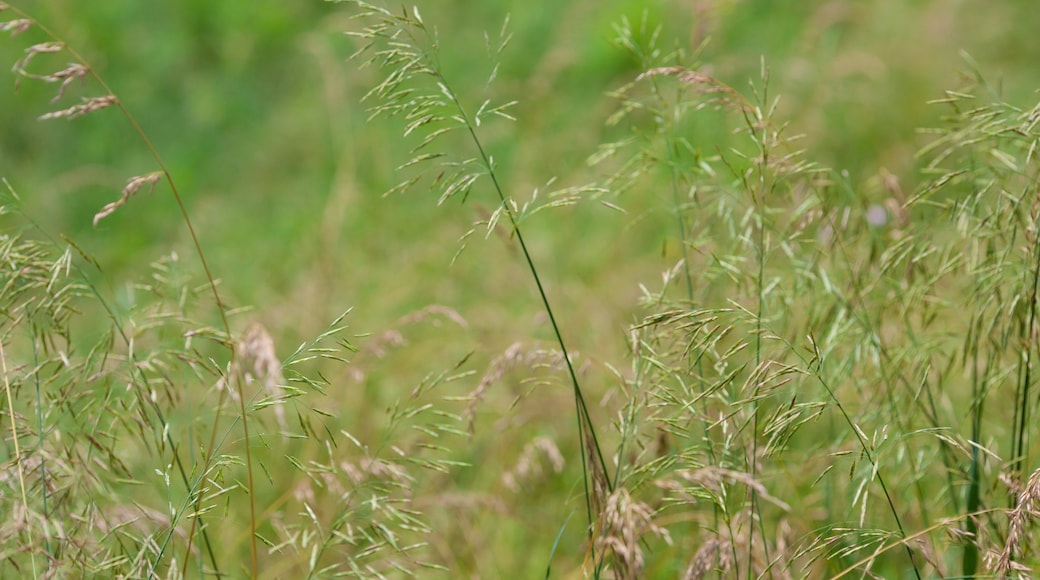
4;1;1040;578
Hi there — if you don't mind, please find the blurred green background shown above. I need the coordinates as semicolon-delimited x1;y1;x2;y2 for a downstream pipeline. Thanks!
4;0;1040;575
2;0;1038;354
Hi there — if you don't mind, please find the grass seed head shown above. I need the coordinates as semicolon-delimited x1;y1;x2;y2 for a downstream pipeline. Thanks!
39;94;117;121
93;171;163;227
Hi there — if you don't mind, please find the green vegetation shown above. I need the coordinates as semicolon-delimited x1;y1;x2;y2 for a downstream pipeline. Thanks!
3;0;1040;577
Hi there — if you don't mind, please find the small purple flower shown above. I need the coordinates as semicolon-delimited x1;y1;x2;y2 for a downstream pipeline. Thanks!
866;205;888;228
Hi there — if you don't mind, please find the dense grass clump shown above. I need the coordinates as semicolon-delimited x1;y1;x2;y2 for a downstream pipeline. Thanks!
4;0;1040;578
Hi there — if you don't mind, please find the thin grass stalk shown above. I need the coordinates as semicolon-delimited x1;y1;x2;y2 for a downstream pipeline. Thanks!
963;311;983;577
660;90;695;302
749;140;769;580
1011;225;1040;481
920;364;961;504
817;265;924;578
843;226;967;539
1010;344;1026;495
832;508;998;579
735;70;773;577
390;11;615;540
345;11;614;560
806;169;944;577
960;221;1017;577
440;72;616;521
804;335;923;578
872;335;932;527
4;5;248;574
27;320;51;569
0;338;39;579
634;44;732;574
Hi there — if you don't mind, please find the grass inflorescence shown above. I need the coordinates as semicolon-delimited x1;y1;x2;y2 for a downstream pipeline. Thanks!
3;0;1040;578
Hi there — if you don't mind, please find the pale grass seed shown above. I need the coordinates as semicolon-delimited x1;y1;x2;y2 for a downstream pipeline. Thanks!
596;487;671;580
213;322;288;434
13;41;62;74
36;62;89;102
38;94;117;121
988;466;1040;578
1;18;29;36
92;171;163;227
237;321;288;433
682;538;733;580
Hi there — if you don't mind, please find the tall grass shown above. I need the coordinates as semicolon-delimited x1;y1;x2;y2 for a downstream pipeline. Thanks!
4;1;1040;578
0;3;468;577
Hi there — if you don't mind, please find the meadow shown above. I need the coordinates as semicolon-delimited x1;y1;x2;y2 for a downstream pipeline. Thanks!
3;0;1040;577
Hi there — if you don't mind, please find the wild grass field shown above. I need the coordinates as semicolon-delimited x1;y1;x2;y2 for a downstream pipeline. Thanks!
4;0;1040;577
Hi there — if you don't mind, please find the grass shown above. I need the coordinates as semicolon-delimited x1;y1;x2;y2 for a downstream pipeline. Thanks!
4;0;1040;577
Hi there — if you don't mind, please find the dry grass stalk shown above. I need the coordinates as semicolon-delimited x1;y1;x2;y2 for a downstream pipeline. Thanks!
987;467;1040;578
92;171;162;227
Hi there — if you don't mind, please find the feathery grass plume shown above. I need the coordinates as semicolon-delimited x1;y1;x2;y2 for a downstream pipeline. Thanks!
0;5;252;574
682;538;734;580
988;467;1040;577
93;171;163;227
338;1;614;557
903;64;1040;577
596;15;943;576
224;321;289;434
256;310;472;576
594;487;672;579
0;194;241;576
